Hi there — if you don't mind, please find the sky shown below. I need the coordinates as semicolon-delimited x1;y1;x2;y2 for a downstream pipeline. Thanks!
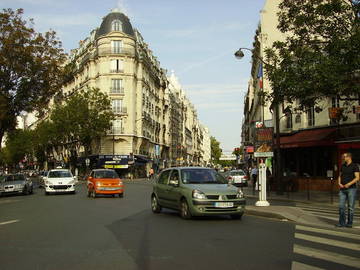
2;0;266;152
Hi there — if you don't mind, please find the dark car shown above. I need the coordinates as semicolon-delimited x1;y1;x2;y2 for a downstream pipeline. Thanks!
0;174;33;196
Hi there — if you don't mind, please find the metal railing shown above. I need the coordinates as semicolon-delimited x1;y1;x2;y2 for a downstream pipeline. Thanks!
113;107;127;114
97;47;135;57
110;69;124;73
110;87;125;94
108;127;124;135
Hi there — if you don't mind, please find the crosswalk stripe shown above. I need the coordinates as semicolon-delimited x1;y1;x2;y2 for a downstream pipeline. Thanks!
295;232;360;251
301;210;360;220
299;208;360;218
296;225;360;240
294;244;360;268
291;261;325;270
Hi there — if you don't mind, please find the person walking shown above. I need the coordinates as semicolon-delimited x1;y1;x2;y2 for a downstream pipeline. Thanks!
148;168;154;180
251;166;258;192
336;152;359;228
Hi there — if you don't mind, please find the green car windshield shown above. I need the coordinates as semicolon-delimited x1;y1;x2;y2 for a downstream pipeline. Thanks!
181;169;227;184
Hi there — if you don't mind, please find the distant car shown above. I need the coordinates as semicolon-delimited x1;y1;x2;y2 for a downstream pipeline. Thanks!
151;167;246;220
224;170;248;187
87;169;124;198
0;174;33;196
44;169;77;195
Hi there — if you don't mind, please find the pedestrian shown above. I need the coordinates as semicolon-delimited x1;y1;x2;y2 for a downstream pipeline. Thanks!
251;166;258;191
336;152;359;228
148;167;154;180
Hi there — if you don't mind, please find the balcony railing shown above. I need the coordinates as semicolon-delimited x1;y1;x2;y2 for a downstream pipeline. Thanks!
97;47;135;57
110;87;125;94
108;127;124;135
113;107;127;115
110;69;124;73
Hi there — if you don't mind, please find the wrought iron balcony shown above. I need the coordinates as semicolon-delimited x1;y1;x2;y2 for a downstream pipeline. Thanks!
113;107;127;115
108;127;125;135
110;87;125;94
97;47;135;57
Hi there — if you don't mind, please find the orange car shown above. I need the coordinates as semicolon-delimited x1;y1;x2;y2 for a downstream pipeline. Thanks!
87;169;124;198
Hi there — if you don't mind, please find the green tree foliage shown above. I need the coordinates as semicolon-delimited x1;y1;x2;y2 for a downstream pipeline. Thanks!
264;0;360;109
50;87;114;156
1;129;34;165
210;136;222;163
0;8;65;146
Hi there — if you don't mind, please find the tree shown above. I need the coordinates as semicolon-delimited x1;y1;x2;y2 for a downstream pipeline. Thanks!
210;136;222;163
264;0;360;110
50;87;114;156
2;129;34;166
0;9;65;146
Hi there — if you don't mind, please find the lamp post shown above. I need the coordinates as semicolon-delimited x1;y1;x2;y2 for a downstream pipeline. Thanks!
234;47;283;195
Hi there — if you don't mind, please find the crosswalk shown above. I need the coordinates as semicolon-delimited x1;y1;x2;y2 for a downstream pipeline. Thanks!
295;203;360;228
292;224;360;270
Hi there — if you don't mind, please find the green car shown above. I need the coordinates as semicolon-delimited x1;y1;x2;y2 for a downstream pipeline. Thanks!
151;167;246;219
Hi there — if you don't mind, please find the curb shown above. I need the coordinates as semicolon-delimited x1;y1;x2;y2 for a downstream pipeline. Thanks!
245;209;288;221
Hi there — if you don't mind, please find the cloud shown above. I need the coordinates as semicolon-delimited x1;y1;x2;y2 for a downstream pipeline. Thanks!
28;13;100;28
184;83;248;96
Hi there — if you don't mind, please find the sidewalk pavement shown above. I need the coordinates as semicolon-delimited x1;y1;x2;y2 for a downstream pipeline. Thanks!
243;187;360;231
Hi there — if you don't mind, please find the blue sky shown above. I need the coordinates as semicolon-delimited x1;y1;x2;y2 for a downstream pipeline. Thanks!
2;0;266;152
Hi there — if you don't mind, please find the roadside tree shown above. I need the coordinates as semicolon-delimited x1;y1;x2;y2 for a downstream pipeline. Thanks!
0;8;65;147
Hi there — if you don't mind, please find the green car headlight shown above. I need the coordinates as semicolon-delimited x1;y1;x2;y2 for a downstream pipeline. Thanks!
192;189;206;199
236;189;244;198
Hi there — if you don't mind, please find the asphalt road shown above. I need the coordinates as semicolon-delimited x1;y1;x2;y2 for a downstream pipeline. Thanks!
0;180;359;270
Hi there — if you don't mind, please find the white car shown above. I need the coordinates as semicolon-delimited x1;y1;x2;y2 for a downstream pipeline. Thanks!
226;170;248;187
44;169;77;195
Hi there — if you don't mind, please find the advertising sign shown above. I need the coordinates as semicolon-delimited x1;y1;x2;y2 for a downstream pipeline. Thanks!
256;128;273;143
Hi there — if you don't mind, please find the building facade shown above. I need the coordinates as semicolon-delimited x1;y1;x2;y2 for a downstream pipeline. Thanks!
61;9;210;176
242;0;360;190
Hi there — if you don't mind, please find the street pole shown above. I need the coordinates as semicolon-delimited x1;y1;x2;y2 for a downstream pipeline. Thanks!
274;102;283;195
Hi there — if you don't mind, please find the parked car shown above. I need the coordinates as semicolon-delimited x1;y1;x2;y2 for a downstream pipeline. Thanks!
151;167;246;220
0;174;33;196
224;170;248;187
44;169;77;195
87;169;124;198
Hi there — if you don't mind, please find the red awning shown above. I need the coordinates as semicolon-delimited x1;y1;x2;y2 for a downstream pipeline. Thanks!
279;128;336;148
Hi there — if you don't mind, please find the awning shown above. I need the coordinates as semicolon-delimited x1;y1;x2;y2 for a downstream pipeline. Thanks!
279;128;336;148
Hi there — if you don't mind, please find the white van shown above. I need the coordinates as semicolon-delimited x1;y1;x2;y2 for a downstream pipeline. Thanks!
44;169;77;195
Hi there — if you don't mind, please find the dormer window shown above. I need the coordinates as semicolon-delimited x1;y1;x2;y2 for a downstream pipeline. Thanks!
112;20;122;31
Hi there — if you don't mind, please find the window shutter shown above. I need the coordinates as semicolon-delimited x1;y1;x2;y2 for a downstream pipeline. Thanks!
111;60;117;72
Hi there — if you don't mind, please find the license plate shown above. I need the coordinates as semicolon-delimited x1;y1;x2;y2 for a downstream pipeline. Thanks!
215;202;234;208
234;179;244;183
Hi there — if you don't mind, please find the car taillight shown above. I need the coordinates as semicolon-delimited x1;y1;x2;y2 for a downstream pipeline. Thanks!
243;175;248;180
227;176;232;180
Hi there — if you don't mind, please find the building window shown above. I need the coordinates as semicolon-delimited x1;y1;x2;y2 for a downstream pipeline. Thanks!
357;94;360;120
110;59;123;73
286;114;293;129
111;40;122;53
111;79;123;93
111;20;122;31
307;106;315;127
295;114;301;124
112;99;123;114
332;96;340;108
111;119;123;134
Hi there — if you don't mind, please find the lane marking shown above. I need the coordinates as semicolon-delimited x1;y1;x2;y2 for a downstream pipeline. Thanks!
296;225;360;240
291;261;325;270
294;244;360;268
295;233;360;251
0;219;20;226
0;199;22;205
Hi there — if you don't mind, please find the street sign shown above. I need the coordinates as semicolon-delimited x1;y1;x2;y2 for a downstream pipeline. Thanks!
219;154;237;161
254;152;274;158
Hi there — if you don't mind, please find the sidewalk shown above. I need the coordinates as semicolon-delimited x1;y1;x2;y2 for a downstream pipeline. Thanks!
243;187;360;231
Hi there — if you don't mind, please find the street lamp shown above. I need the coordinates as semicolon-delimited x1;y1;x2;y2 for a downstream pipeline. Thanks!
235;47;283;195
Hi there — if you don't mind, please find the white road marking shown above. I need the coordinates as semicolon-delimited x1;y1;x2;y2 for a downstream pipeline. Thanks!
296;225;360;240
0;199;21;205
291;261;325;270
295;232;360;251
293;244;360;269
0;219;20;226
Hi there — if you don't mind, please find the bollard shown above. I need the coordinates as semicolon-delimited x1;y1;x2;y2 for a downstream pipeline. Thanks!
255;163;270;207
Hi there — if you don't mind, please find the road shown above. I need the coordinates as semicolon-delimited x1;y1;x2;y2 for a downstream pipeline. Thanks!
0;179;359;270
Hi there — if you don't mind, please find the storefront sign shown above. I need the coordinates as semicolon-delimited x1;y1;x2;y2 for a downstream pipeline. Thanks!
254;152;274;158
256;128;273;142
328;107;344;119
104;164;129;169
246;146;254;153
